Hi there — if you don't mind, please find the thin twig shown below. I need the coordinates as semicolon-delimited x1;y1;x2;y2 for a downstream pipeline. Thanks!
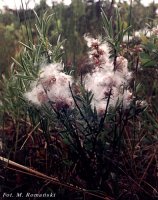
69;83;93;133
20;122;40;150
0;156;110;200
98;89;112;133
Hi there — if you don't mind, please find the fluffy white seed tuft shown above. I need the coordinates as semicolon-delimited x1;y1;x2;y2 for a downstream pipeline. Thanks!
24;63;74;110
84;36;133;115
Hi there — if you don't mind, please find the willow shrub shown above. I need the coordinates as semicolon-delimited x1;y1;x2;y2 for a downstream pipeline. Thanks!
0;8;158;200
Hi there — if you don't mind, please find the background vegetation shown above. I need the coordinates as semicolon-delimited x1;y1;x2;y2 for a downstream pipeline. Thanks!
0;0;158;199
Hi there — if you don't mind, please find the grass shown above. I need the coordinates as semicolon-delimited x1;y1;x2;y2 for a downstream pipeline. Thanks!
0;2;158;200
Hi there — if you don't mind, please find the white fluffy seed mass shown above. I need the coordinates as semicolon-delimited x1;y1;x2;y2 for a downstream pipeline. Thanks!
24;36;134;114
24;63;74;110
83;35;133;115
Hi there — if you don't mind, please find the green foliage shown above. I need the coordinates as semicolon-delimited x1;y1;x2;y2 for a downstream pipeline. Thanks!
0;1;158;200
118;0;158;30
140;35;158;68
0;11;63;118
0;23;20;75
101;8;132;57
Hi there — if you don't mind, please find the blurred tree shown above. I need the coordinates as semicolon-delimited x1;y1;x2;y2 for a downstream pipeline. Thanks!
0;23;21;75
118;0;158;30
0;11;18;25
0;0;158;76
